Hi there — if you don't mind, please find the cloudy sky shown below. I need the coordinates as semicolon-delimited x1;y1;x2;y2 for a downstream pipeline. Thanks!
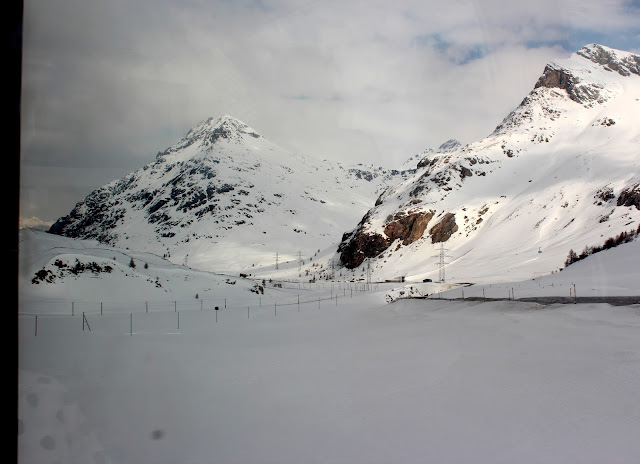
20;0;640;222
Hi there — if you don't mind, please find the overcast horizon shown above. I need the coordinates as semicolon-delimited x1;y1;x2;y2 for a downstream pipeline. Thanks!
19;0;640;223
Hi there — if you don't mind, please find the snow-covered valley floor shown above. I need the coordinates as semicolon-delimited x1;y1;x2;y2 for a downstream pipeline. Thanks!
19;290;640;463
17;230;640;463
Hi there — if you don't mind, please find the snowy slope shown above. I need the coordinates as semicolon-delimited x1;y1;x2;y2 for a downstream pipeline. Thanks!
19;228;263;312
48;115;413;273
335;44;640;284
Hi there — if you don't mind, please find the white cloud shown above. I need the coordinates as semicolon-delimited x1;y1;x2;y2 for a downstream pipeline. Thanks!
20;0;640;220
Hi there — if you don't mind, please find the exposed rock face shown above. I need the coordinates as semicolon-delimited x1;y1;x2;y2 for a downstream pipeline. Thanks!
384;210;435;245
429;213;458;243
534;67;574;91
417;156;439;170
594;185;615;205
534;45;640;105
577;44;640;77
459;166;473;179
338;231;390;269
339;210;435;269
534;65;605;105
617;183;640;210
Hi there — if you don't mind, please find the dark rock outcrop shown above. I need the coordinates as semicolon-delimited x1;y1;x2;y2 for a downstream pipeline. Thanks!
339;210;435;269
534;66;604;105
576;44;640;77
384;210;435;246
338;231;391;269
429;213;458;243
594;186;615;205
617;183;640;210
534;45;640;105
459;166;473;179
417;156;439;170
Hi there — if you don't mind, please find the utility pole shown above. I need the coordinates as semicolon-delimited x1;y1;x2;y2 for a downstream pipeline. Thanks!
298;251;302;276
275;252;279;270
366;261;372;288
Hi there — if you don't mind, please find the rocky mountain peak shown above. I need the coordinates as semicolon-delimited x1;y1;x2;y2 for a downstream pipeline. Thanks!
48;112;412;272
533;44;639;105
493;44;639;135
437;139;462;153
158;114;261;159
576;44;640;77
189;114;262;143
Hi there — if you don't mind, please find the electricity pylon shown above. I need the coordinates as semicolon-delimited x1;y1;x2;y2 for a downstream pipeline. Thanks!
432;243;452;283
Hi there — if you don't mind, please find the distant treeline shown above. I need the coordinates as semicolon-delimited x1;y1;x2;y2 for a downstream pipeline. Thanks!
564;224;640;268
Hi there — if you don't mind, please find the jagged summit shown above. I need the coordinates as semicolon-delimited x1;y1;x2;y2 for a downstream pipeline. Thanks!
158;114;262;160
492;44;639;136
532;43;639;106
576;44;640;77
437;139;462;153
191;114;261;138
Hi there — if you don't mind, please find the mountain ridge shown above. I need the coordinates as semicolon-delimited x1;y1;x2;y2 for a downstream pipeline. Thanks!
334;44;640;283
47;44;640;283
48;114;416;272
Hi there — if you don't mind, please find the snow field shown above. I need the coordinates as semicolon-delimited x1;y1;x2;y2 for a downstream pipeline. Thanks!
19;288;640;464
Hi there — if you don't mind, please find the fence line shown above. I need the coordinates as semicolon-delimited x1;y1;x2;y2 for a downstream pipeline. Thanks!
18;290;364;336
18;282;380;317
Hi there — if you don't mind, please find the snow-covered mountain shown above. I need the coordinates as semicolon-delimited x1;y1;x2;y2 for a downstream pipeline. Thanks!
336;44;640;283
47;44;640;284
19;216;53;231
48;115;414;272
